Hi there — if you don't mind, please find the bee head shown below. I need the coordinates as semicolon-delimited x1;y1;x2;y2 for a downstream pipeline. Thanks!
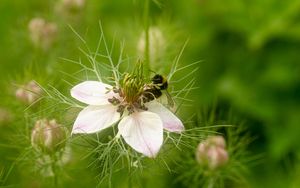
151;74;168;90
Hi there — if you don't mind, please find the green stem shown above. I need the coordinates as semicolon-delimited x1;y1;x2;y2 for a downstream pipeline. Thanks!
143;0;150;76
51;154;58;187
207;177;214;188
127;172;132;188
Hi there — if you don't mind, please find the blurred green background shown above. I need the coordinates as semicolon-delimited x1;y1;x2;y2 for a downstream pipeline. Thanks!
1;0;300;187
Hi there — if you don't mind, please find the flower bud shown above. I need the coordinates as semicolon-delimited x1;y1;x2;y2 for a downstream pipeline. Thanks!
61;0;85;11
56;0;85;18
206;146;228;170
28;18;57;50
196;136;229;170
15;80;42;104
137;27;165;65
0;108;12;125
31;119;67;154
207;135;226;149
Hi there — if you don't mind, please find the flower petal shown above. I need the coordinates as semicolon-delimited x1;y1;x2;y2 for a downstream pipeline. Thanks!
118;111;163;158
146;101;184;133
72;105;120;134
71;81;114;105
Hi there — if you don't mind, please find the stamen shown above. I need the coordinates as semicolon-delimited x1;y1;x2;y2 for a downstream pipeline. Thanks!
127;105;135;114
133;101;148;111
105;87;111;94
108;96;120;105
117;105;125;113
113;87;120;94
122;72;144;103
140;105;148;111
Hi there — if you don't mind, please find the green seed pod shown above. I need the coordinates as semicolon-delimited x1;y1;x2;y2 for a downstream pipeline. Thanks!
31;119;67;154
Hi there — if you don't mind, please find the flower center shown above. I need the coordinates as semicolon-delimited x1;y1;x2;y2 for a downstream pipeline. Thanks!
122;73;144;104
107;73;149;115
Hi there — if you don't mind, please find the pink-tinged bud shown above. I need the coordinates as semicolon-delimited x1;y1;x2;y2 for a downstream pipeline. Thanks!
56;0;85;16
62;0;85;11
207;135;226;149
195;136;229;170
15;80;42;104
0;108;12;124
31;119;67;154
206;146;229;170
195;142;208;164
28;18;57;50
137;27;165;65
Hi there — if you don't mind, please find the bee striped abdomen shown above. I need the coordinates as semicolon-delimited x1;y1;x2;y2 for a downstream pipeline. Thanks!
142;87;162;102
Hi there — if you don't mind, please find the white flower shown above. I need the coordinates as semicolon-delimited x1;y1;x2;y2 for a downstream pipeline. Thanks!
71;81;184;158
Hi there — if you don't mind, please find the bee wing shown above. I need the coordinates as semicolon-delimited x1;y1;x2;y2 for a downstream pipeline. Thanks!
161;90;175;109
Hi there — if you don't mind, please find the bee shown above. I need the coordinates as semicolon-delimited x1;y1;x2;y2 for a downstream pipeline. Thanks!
142;74;175;107
151;74;168;90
